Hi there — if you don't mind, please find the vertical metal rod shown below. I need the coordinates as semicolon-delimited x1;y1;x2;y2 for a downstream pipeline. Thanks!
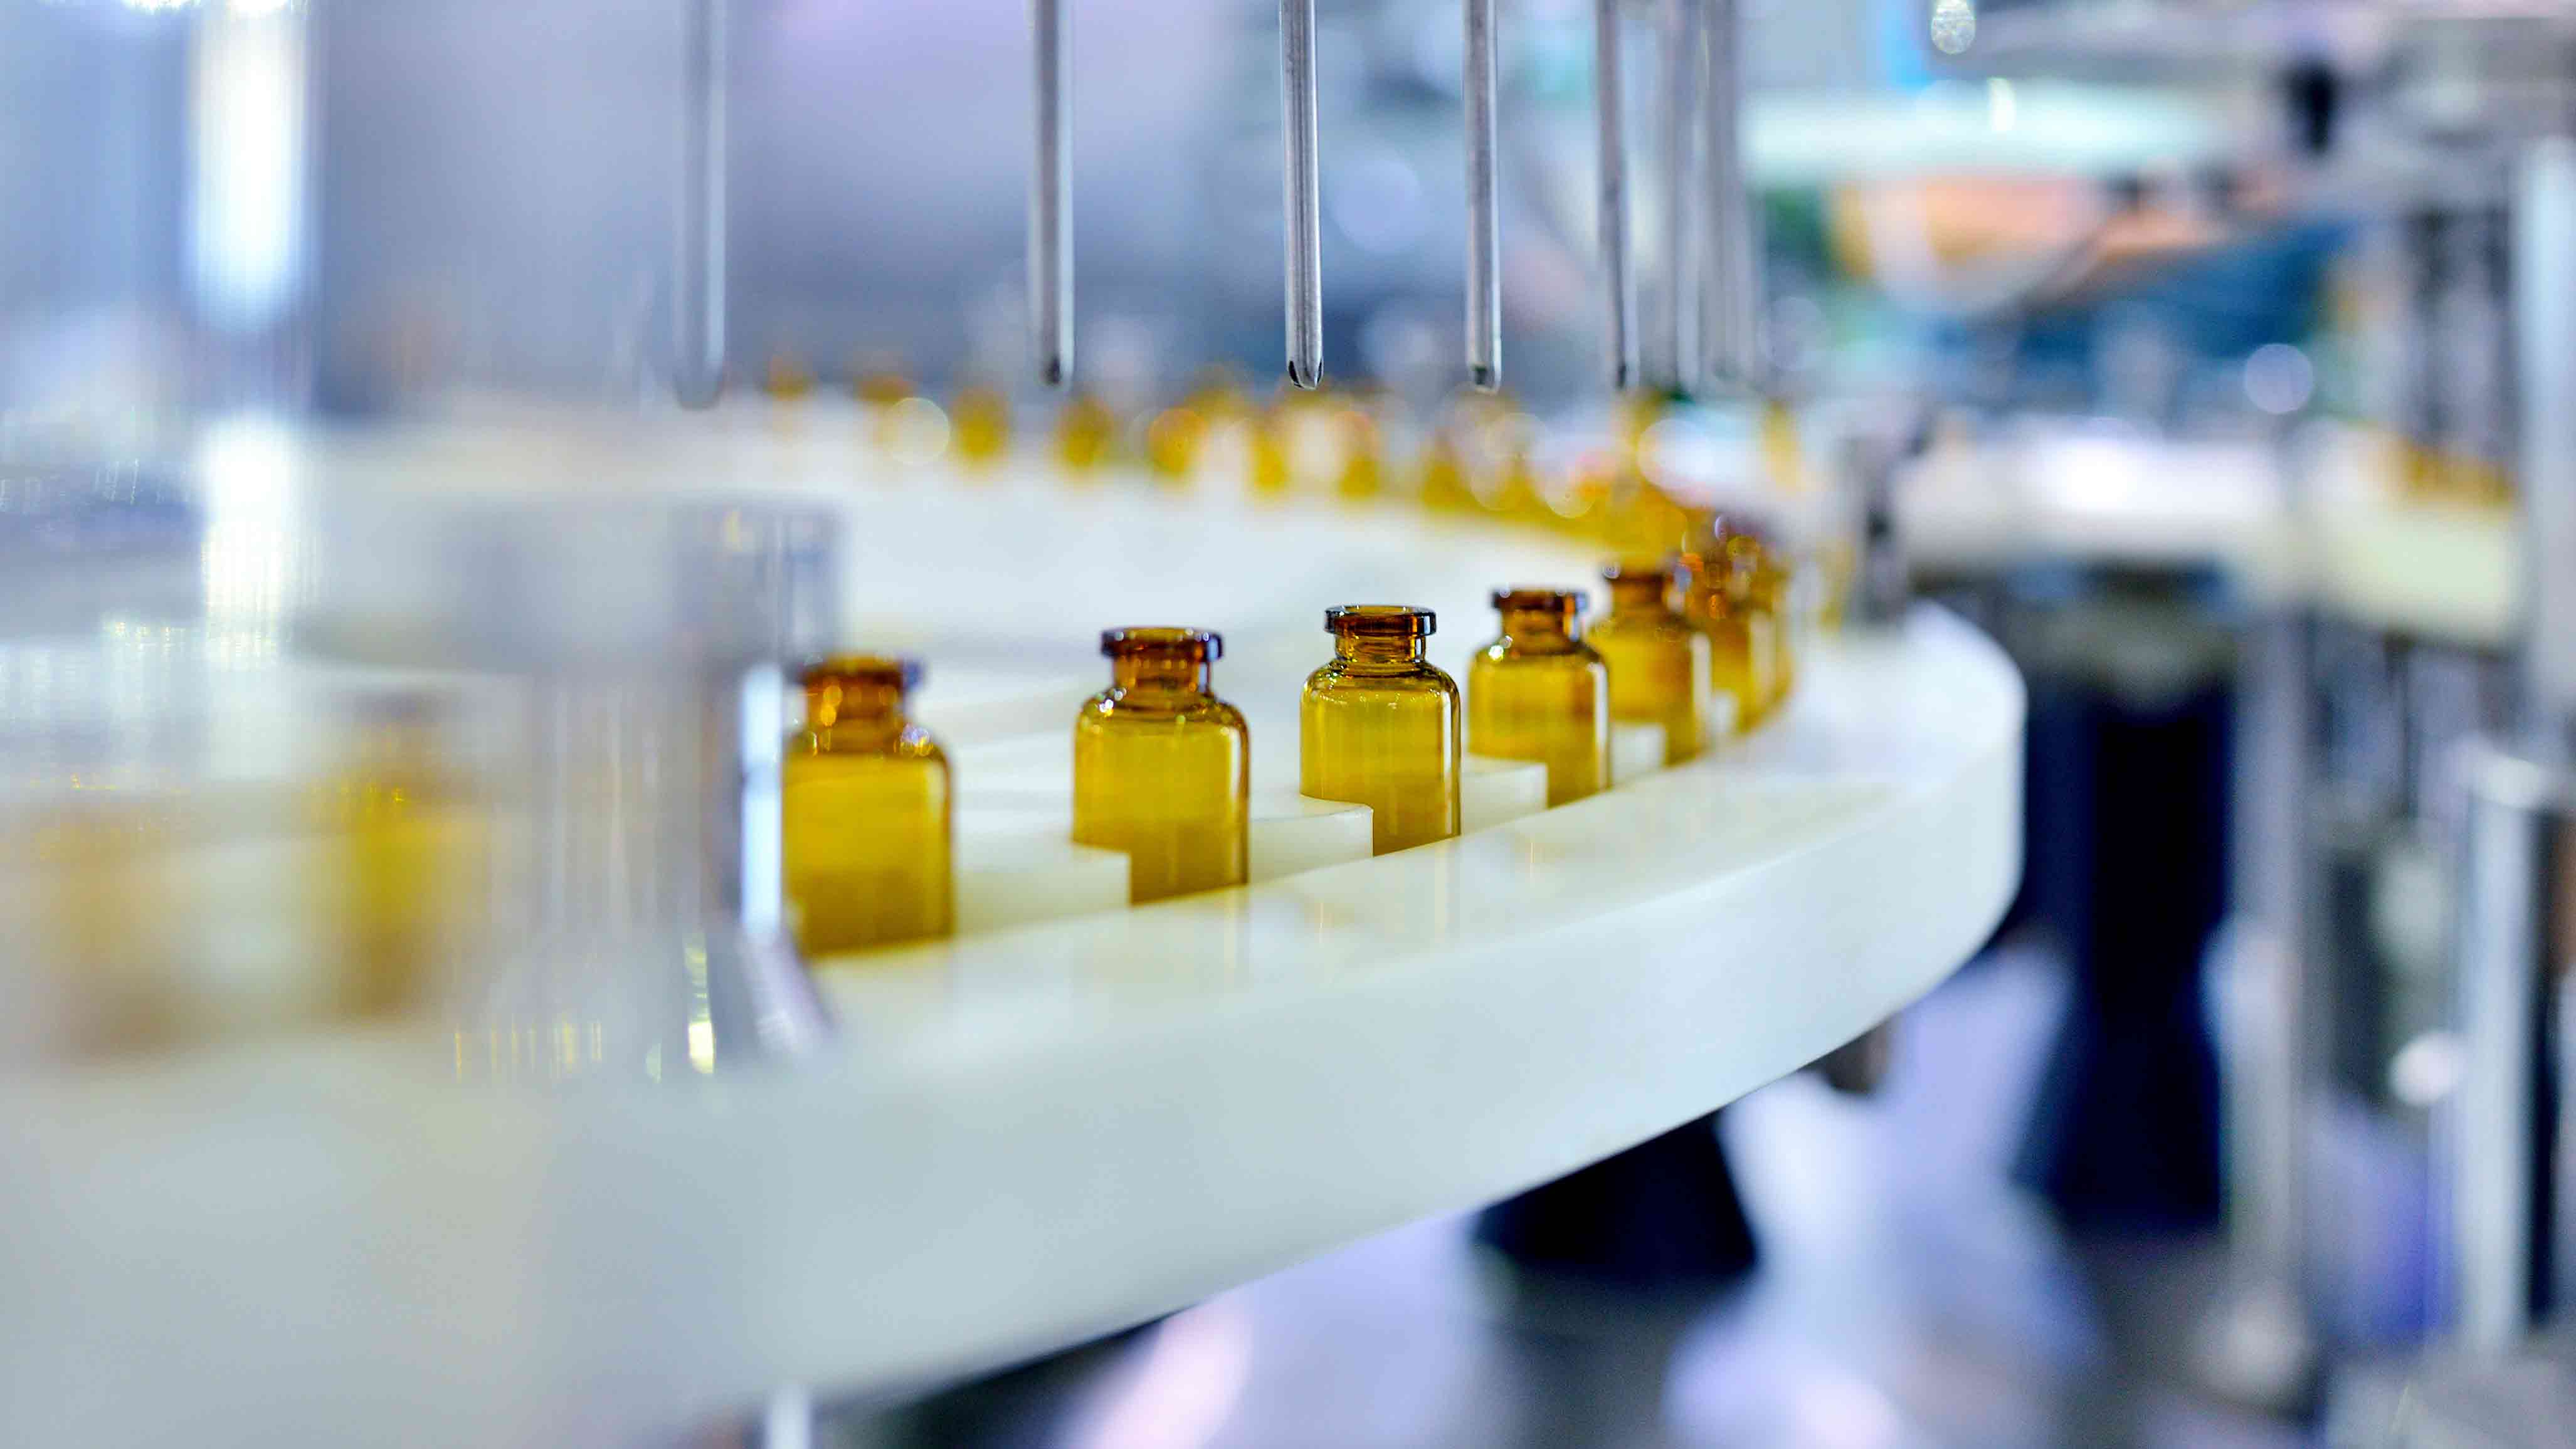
2195;603;2321;1406
1281;0;1324;389
1594;0;1635;391
1650;0;1697;389
2435;133;2576;1356
1031;0;1071;387
2447;746;2566;1353
675;0;727;409
2517;136;2576;754
1699;0;1763;393
1464;0;1501;392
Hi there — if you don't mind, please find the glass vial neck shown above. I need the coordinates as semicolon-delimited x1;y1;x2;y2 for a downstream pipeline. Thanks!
1602;563;1674;616
1326;604;1435;665
1492;588;1585;645
1334;635;1431;664
1681;545;1751;606
1111;653;1215;692
801;656;919;740
1685;514;1773;604
1103;627;1222;694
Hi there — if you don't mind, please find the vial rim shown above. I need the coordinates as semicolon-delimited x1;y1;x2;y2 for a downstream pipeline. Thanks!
799;653;922;691
1100;626;1223;661
1491;586;1586;614
1598;558;1676;586
1325;604;1436;638
1696;508;1778;550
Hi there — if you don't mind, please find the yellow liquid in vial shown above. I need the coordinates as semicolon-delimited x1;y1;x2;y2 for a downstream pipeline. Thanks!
1734;534;1795;712
333;742;477;1019
783;751;952;953
1054;393;1119;474
1335;407;1385;502
1417;436;1475;512
1756;562;1796;705
1702;609;1771;730
855;369;911;408
951;383;1011;467
1146;406;1206;482
1248;413;1292;497
1487;448;1549;525
763;354;815;400
1684;539;1778;732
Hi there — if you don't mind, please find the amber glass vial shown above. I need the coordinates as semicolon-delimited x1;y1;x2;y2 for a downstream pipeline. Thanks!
1682;532;1778;731
1302;606;1462;853
1592;561;1710;766
1467;588;1611;806
950;381;1011;466
1074;628;1251;904
781;656;953;956
1739;532;1797;705
1144;404;1207;482
1416;435;1475;513
330;697;477;1020
1053;391;1119;473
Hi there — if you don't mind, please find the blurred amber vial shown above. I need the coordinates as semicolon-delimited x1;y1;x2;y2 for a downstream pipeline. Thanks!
1144;405;1206;482
327;697;480;1020
1415;432;1475;513
1073;628;1250;904
1053;392;1119;475
1302;606;1461;854
762;353;815;400
1681;522;1782;732
1592;560;1710;766
1467;588;1610;806
783;655;953;955
1247;406;1294;498
854;367;911;408
1741;531;1798;705
1334;405;1385;503
951;382;1012;468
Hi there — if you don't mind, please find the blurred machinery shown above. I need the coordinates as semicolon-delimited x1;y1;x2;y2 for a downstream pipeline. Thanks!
1945;2;2576;1439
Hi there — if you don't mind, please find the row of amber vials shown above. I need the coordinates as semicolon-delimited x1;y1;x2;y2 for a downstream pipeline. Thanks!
921;371;1842;627
808;362;1725;569
779;630;1263;959
778;557;1788;958
763;359;1795;568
